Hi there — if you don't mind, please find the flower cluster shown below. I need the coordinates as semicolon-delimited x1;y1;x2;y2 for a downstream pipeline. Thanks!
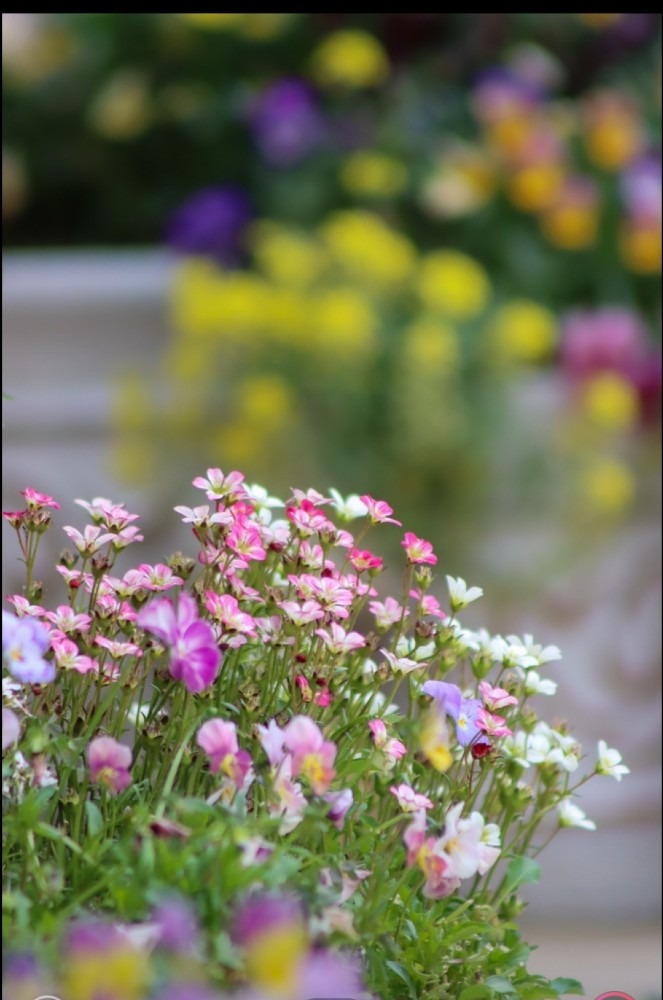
2;474;628;998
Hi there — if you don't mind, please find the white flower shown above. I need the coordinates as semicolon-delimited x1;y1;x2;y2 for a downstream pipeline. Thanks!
489;636;539;670
395;636;436;662
596;740;630;782
522;670;557;696
446;575;483;611
447;620;481;652
502;732;532;768
558;799;596;830
328;489;368;521
243;483;284;509
508;633;562;666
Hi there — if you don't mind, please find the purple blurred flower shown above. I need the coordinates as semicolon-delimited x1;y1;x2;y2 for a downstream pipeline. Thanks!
247;78;324;167
232;894;303;947
2;707;21;750
2;610;54;684
298;948;366;1000
560;307;650;379
324;787;353;830
165;186;253;266
152;896;199;954
138;593;221;694
87;736;132;795
472;66;542;123
621;154;662;225
66;918;124;954
423;680;485;748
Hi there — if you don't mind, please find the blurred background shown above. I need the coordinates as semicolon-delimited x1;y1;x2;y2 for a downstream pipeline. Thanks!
2;13;661;995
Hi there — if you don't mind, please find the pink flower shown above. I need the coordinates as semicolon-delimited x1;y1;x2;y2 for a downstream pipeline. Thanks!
349;548;383;573
108;525;144;549
74;497;140;530
192;468;246;502
137;593;221;694
381;649;422;675
368;719;407;759
134;564;183;591
196;718;252;787
287;488;332;506
284;716;336;794
476;708;512;738
390;783;434;813
21;487;60;510
437;803;484;879
52;637;98;675
478;680;518;711
87;736;132;795
369;596;407;630
315;623;365;655
44;606;91;634
286;500;335;536
402;532;437;566
94;636;142;659
226;524;266;562
174;504;234;527
6;595;45;618
62;524;115;556
271;756;307;834
359;495;402;526
410;589;447;620
205;592;257;636
257;719;287;767
280;600;325;626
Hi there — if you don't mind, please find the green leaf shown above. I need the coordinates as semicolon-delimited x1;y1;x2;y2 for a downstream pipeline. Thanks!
458;987;496;1000
85;800;103;837
444;920;491;945
549;978;584;996
385;960;418;999
501;856;541;898
485;976;519;995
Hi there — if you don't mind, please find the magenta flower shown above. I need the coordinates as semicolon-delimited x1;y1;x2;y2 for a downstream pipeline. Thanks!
2;611;54;684
138;594;221;694
359;494;402;525
87;736;132;795
560;307;649;380
196;718;252;786
20;487;60;510
402;531;438;565
349;548;383;572
478;680;518;711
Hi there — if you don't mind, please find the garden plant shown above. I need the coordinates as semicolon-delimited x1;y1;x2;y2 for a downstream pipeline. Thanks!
2;472;629;998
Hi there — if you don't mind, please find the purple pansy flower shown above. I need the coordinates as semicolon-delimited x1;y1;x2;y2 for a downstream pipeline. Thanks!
422;680;487;748
87;736;132;795
165;186;253;267
2;610;54;684
247;78;324;167
138;593;221;694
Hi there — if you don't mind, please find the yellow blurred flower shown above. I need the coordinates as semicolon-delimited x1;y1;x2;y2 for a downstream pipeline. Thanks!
577;13;624;28
489;300;557;363
312;287;377;360
421;144;498;218
171;261;269;339
507;162;566;212
485;114;533;161
417;250;491;321
238;373;295;425
238;14;294;39
244;922;308;997
2;15;76;86
251;221;328;287
420;708;453;772
2;147;28;219
340;151;407;198
581;457;635;513
583;91;643;171
619;220;662;274
540;198;599;249
311;30;389;88
582;372;639;430
403;318;459;371
177;13;245;29
321;210;415;286
62;945;150;1000
88;70;152;141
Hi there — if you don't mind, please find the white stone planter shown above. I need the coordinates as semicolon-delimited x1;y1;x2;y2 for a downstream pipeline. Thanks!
2;250;661;928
